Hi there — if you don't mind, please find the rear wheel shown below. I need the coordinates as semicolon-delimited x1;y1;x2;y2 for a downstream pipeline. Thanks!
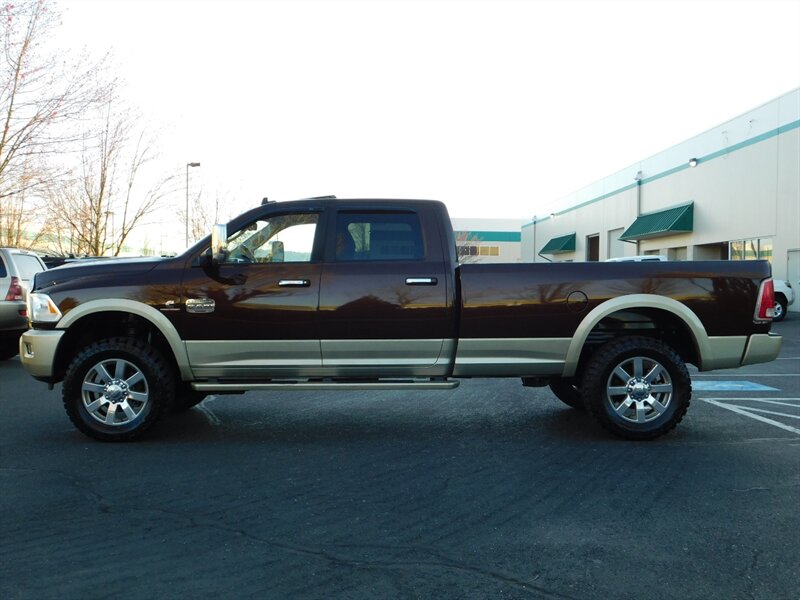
581;336;691;440
549;378;584;410
773;295;787;322
0;331;21;360
63;338;176;441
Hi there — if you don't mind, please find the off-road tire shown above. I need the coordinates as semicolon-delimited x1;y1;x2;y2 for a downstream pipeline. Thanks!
549;378;585;410
581;336;691;440
63;337;176;442
0;332;20;360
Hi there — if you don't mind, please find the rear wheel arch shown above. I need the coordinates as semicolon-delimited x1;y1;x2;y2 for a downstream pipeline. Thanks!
563;295;705;378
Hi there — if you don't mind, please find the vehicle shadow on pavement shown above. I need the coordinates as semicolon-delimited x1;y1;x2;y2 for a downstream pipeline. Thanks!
153;397;613;445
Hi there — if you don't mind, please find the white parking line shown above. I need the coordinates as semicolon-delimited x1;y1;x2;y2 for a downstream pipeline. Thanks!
727;398;800;408
692;374;800;377
741;407;800;420
699;398;800;435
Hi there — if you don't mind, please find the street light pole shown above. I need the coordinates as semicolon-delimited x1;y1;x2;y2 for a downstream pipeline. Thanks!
186;162;201;247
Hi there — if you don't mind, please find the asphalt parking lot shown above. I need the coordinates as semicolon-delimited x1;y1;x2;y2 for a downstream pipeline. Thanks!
1;318;798;600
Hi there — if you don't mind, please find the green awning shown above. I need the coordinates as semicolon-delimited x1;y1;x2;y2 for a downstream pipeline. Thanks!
540;232;576;254
620;202;694;241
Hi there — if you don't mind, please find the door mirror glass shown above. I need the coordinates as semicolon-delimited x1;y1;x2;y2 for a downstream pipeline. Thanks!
211;224;228;263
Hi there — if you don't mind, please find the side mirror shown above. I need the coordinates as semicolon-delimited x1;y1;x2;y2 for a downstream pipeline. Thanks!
211;224;228;264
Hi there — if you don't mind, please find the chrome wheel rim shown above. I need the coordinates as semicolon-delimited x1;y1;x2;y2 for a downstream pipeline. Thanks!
605;356;673;424
773;303;784;319
81;358;149;426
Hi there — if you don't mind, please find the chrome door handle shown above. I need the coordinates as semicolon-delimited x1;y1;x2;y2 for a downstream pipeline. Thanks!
278;279;311;287
405;277;438;286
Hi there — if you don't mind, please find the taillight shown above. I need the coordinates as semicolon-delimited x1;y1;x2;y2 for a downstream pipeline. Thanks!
754;279;775;323
4;276;23;301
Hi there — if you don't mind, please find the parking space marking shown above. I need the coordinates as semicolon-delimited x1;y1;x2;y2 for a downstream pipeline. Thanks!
741;407;800;420
692;373;800;377
699;397;800;435
692;381;779;392
732;398;800;408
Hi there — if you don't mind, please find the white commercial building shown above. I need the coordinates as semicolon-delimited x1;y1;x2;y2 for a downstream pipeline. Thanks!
452;218;526;263
522;88;800;312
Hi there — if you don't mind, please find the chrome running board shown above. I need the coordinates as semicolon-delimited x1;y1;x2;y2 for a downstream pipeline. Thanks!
191;379;460;392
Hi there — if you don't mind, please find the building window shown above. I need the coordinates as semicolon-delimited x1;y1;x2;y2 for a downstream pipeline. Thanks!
730;237;772;263
457;244;500;259
586;235;599;262
667;247;687;261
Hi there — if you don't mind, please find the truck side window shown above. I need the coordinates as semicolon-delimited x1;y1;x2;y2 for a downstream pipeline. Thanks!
223;213;318;264
335;212;424;261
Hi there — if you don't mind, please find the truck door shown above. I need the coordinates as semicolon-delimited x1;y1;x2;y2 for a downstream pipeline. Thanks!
178;210;323;378
318;206;455;377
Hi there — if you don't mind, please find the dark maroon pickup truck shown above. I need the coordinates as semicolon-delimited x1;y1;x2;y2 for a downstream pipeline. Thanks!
20;198;782;441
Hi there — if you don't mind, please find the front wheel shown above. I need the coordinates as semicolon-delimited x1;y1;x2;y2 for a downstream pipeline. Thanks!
62;338;176;441
580;336;691;440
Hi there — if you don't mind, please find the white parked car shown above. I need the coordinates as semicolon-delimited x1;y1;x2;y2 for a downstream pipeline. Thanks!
0;248;47;359
606;255;668;262
772;279;794;322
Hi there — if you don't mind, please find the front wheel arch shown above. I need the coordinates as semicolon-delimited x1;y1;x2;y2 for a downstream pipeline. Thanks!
54;299;192;382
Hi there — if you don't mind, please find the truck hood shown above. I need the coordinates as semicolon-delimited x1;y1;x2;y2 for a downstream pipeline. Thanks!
33;257;168;291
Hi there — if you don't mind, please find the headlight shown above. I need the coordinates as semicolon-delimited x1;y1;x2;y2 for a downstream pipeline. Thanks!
28;293;62;324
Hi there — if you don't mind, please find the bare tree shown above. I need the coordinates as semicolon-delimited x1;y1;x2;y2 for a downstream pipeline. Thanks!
48;99;178;256
0;0;107;247
456;231;481;263
114;129;179;255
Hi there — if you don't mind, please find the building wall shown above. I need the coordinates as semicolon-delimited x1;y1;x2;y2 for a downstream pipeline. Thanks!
452;218;526;263
522;88;800;310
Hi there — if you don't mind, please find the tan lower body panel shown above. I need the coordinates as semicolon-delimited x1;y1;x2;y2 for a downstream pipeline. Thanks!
452;338;571;377
186;338;454;379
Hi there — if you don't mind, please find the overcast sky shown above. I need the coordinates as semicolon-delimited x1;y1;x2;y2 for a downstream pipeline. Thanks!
53;0;800;248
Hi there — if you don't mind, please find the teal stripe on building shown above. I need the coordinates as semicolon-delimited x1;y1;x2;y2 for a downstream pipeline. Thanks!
454;231;522;243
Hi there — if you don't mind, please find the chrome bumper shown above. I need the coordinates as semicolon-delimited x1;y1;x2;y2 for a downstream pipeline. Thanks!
19;329;64;379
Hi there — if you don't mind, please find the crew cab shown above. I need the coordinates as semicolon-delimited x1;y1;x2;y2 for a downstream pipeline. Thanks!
19;198;782;441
